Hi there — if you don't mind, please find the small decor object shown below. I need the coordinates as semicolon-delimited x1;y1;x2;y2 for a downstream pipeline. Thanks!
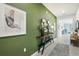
0;4;26;37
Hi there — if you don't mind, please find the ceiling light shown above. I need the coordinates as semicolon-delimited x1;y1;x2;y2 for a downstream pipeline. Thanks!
62;10;65;13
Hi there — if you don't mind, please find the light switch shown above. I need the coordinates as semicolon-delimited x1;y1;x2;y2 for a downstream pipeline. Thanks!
24;48;26;52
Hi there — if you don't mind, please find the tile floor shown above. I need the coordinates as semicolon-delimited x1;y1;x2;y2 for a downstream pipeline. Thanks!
32;36;79;56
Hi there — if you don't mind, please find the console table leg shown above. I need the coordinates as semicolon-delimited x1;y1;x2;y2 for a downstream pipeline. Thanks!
41;44;45;55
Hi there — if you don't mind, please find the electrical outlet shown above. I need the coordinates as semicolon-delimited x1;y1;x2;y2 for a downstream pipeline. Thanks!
24;48;26;52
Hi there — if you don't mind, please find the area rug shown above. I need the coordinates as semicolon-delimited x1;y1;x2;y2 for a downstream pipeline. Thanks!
49;43;69;56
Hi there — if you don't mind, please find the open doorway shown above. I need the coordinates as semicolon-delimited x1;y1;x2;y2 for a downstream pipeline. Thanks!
57;17;74;45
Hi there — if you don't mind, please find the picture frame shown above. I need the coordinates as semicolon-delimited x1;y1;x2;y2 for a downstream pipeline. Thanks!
0;4;26;37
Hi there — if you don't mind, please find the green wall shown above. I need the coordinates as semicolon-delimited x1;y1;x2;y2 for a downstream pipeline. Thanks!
0;3;57;56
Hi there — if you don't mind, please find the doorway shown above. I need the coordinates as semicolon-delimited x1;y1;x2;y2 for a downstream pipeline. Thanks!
57;17;74;45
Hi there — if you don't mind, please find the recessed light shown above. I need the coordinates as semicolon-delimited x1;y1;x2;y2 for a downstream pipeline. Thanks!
62;10;65;13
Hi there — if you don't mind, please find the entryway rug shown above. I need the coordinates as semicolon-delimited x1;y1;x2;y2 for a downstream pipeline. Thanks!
49;43;69;56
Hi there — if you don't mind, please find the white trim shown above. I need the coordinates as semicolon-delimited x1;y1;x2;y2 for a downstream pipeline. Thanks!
31;51;38;56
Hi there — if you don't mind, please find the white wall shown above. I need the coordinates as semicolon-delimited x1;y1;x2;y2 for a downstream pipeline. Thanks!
76;8;79;20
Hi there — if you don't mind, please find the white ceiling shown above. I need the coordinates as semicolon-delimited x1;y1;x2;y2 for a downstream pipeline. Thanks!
43;3;79;18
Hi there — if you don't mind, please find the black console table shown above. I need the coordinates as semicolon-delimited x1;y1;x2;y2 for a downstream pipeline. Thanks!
37;33;54;55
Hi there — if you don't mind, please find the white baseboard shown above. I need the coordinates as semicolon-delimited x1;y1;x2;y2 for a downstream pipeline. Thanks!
31;51;38;56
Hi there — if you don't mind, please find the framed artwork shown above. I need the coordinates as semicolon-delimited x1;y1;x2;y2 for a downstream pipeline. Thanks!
0;4;26;37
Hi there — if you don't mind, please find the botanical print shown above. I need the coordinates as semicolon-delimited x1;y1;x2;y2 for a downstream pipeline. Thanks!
5;9;21;29
0;4;26;37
